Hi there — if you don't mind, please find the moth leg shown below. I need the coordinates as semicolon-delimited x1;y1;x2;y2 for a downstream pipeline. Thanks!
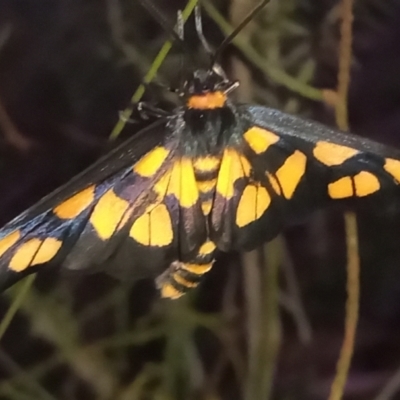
156;240;216;299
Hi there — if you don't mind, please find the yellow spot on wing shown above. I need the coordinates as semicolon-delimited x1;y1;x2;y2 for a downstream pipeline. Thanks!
9;238;41;272
354;171;380;196
328;176;353;199
193;156;220;172
243;127;279;154
130;203;173;246
133;147;170;178
32;238;62;265
275;150;307;199
216;149;251;199
266;172;281;195
90;190;129;240
384;158;400;182
0;231;20;258
236;184;271;227
153;170;172;199
53;185;95;219
313;141;359;166
10;237;61;270
167;158;198;208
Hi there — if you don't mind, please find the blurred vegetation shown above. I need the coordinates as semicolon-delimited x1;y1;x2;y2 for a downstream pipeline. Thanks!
1;0;400;399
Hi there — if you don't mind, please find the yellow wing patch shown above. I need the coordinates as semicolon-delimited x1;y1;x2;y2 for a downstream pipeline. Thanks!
130;203;173;247
133;146;170;178
236;184;271;227
9;237;62;272
216;149;251;199
328;177;353;199
90;189;130;240
275;150;307;199
384;158;400;182
243;127;279;154
328;172;380;199
266;172;281;195
53;185;95;219
353;171;380;196
313;141;359;166
0;231;21;258
167;158;199;208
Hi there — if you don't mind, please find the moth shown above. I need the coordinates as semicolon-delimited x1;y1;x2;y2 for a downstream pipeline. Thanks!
0;2;399;298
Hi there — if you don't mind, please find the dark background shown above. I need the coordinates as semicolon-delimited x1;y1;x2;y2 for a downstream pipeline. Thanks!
0;0;400;399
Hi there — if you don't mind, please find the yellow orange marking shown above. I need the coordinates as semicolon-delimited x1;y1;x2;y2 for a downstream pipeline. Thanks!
384;158;400;182
313;141;359;166
354;171;380;196
53;186;95;219
217;149;251;199
201;200;212;215
32;238;62;265
173;273;198;288
275;151;307;199
133;147;170;178
187;91;226;109
243;127;279;154
9;238;41;272
90;190;129;240
199;241;216;255
193;156;220;172
130;204;173;246
153;170;172;199
167;158;198;208
197;179;217;193
328;176;353;199
236;184;271;227
0;231;20;258
117;208;134;231
182;262;213;274
266;172;281;195
161;283;183;299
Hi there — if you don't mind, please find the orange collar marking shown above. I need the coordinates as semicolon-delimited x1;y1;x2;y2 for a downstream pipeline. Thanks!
187;91;227;109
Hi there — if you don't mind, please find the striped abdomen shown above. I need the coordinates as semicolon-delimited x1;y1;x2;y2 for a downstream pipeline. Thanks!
193;156;221;216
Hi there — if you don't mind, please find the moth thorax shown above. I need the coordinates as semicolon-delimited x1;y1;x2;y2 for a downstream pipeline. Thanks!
192;156;222;216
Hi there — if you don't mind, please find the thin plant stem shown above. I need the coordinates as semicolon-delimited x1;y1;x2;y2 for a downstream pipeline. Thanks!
110;0;198;140
202;0;323;101
328;0;359;399
0;275;36;341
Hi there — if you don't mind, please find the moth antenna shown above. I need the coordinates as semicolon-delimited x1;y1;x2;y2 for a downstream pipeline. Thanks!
138;0;189;55
194;5;213;58
211;0;270;66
